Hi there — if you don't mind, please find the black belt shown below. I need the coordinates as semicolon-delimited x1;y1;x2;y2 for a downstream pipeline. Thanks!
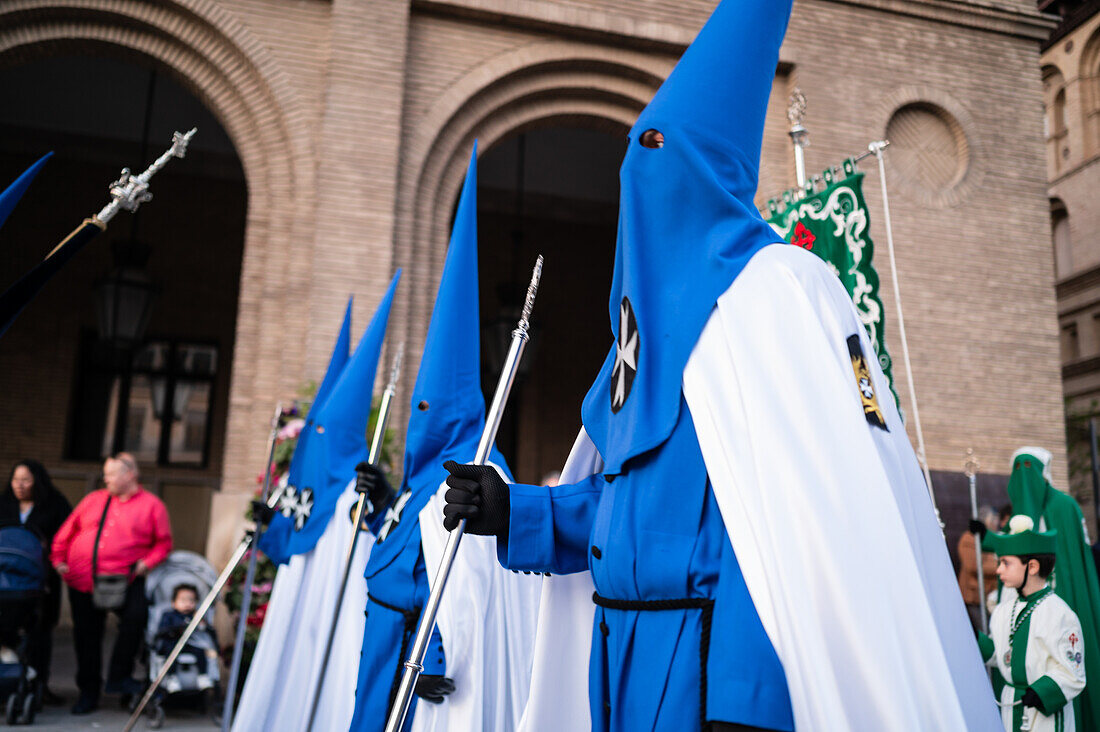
368;594;422;711
593;592;715;730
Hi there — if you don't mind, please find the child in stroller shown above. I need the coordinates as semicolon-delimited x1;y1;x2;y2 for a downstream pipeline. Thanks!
143;551;221;728
0;523;45;725
155;584;216;692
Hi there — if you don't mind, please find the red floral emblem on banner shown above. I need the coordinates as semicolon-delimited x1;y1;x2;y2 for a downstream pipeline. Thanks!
1070;633;1079;648
791;221;816;250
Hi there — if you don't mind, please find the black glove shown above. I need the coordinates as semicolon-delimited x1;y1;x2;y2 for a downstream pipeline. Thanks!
414;675;455;704
1022;687;1042;710
968;519;988;539
251;500;277;527
442;461;509;536
355;461;394;514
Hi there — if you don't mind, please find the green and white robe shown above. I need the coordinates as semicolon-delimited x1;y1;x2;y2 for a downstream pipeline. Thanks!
982;585;1086;732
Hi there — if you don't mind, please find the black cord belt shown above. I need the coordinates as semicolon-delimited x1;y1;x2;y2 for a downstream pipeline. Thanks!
368;594;423;710
592;592;715;730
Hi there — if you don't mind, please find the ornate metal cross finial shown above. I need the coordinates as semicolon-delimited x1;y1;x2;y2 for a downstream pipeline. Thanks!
96;128;198;224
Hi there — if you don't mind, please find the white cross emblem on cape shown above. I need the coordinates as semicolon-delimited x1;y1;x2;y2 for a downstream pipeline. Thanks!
279;486;314;531
377;489;412;542
610;297;638;413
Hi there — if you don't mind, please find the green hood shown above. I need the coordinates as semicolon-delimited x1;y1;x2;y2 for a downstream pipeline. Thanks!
1006;449;1053;523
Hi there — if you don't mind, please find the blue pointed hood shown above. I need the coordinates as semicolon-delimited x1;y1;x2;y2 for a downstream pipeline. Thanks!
0;153;50;232
581;0;793;474
284;271;400;557
400;142;508;498
259;299;353;563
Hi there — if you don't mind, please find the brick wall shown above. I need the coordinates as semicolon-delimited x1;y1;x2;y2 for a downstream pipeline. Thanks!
0;0;1069;562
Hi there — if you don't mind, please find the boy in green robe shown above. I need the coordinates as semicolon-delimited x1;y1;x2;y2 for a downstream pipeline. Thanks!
979;515;1085;732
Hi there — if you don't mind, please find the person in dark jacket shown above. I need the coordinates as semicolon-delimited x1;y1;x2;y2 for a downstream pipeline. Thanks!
2;459;72;704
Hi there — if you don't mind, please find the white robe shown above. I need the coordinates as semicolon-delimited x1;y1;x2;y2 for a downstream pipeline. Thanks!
989;588;1086;732
232;479;373;732
413;470;543;732
519;244;1000;730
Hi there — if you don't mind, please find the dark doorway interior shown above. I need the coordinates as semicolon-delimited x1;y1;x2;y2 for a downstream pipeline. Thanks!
0;54;246;553
477;126;627;484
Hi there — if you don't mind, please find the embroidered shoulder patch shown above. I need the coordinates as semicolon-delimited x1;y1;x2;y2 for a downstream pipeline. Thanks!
847;334;888;432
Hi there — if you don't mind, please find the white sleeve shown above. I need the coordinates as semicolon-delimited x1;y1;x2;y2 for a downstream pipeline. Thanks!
1034;604;1086;710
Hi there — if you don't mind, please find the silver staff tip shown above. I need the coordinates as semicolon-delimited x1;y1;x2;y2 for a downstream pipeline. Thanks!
389;342;405;387
172;128;198;158
521;255;543;323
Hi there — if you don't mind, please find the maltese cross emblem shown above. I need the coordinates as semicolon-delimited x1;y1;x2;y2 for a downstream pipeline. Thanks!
610;297;638;413
280;485;314;531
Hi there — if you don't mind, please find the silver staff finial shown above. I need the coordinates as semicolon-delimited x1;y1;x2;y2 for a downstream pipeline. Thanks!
388;342;405;390
787;88;807;128
514;255;543;341
96;128;198;224
964;448;980;479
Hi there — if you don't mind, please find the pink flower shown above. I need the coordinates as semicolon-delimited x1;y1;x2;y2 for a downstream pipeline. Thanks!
278;419;305;441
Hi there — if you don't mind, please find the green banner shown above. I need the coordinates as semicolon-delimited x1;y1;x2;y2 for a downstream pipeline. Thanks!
766;162;897;405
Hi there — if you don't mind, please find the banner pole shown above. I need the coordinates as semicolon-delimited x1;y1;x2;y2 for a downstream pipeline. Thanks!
787;88;809;189
870;141;941;524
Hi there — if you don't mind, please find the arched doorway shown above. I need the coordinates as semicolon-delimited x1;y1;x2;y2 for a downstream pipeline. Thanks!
0;54;246;554
477;125;627;483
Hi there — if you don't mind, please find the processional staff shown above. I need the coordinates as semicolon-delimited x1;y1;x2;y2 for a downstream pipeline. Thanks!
384;255;544;732
0;129;196;337
306;344;405;732
123;401;285;732
965;448;988;635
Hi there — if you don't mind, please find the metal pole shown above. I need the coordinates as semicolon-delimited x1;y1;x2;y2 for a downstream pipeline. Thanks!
787;88;809;190
220;404;285;731
869;141;941;528
964;449;987;634
123;404;285;732
305;345;404;732
384;256;544;732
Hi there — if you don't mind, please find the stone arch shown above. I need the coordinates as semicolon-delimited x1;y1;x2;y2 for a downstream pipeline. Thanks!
1080;25;1100;157
394;42;668;408
0;1;316;504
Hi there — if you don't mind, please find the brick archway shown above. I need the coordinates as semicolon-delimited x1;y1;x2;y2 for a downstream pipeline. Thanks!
394;43;668;423
0;0;317;559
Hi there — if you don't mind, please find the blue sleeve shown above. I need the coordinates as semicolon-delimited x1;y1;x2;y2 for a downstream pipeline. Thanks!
496;475;604;574
423;625;446;676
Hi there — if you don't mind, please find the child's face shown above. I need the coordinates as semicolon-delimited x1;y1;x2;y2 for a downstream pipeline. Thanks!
996;556;1029;589
174;589;198;614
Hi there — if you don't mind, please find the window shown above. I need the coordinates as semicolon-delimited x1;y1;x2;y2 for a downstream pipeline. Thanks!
68;334;217;467
1052;199;1072;278
1061;322;1080;363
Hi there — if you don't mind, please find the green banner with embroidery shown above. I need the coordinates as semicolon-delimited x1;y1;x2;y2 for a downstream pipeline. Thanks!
765;165;897;405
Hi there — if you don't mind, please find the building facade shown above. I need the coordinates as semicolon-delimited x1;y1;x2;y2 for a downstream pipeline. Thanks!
0;0;1063;565
1042;0;1100;527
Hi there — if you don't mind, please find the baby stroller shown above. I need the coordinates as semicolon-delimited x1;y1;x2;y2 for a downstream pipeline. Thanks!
141;551;221;728
0;523;45;726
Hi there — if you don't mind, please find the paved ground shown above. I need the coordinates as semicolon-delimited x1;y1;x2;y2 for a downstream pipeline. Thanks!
19;625;222;732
